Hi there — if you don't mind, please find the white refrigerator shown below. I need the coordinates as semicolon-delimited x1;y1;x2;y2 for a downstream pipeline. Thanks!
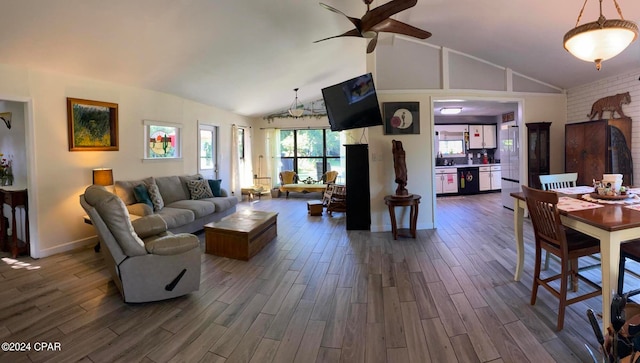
500;122;520;209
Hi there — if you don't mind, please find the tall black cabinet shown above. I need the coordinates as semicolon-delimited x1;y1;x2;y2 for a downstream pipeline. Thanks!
526;122;551;189
345;144;370;230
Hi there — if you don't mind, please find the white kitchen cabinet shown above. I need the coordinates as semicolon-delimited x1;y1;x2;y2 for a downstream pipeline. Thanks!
435;168;458;194
479;165;502;191
479;166;491;191
490;165;501;190
484;125;497;148
469;124;497;149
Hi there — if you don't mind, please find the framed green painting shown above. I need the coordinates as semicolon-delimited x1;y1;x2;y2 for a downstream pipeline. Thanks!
67;98;119;151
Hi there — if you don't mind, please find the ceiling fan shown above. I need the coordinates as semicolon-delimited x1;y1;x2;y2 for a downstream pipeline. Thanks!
314;0;432;53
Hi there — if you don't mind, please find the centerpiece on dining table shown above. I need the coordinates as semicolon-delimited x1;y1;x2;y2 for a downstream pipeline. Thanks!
592;174;631;200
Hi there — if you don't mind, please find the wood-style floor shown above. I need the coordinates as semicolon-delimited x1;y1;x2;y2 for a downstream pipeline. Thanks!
0;192;633;362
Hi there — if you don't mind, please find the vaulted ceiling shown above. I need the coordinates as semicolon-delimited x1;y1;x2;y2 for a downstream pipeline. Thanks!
1;0;638;117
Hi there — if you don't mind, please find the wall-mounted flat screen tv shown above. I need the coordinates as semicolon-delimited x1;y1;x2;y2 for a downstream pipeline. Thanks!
322;73;383;132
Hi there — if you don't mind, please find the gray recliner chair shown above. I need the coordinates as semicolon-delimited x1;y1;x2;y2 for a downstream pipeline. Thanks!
80;185;201;303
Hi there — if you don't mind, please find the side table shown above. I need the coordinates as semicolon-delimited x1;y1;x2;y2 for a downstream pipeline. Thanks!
0;188;29;257
384;194;421;240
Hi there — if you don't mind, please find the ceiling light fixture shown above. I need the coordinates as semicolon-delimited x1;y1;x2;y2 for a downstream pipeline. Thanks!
563;0;638;70
264;98;327;123
288;88;305;118
440;107;462;115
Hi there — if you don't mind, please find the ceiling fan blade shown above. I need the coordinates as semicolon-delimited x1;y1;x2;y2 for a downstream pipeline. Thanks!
362;0;417;30
319;2;362;29
313;28;363;43
366;34;379;53
370;18;431;39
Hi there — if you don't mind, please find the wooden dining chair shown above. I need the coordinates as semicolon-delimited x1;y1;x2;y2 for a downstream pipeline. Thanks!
522;185;602;330
539;173;578;191
617;242;640;299
539;173;579;270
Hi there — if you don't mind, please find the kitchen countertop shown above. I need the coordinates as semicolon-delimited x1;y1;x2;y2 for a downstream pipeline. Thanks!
435;163;501;169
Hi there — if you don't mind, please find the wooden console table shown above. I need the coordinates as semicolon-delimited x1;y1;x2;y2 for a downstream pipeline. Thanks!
0;187;29;257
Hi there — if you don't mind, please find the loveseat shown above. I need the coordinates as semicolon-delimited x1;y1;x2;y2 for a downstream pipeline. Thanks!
114;174;238;234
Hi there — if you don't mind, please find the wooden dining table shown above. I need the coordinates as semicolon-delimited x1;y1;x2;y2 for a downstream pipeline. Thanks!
511;187;640;332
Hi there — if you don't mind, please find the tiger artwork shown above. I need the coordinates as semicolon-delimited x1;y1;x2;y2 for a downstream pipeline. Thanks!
587;92;631;120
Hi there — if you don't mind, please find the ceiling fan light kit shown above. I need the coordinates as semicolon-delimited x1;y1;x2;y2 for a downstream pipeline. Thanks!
563;0;638;70
315;0;431;53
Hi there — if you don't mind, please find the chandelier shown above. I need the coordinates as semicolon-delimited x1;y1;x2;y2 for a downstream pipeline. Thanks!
263;89;328;123
288;88;304;118
563;0;638;70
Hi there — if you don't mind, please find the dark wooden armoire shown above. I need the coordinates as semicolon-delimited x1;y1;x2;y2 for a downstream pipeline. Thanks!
565;118;633;186
526;122;551;189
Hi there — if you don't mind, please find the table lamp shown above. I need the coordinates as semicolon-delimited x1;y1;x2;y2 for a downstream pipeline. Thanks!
92;168;113;187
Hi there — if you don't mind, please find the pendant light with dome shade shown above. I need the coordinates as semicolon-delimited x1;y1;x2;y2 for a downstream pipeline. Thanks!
563;0;638;70
288;88;305;118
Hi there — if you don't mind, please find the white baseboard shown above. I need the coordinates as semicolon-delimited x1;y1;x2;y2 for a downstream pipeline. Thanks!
35;235;98;258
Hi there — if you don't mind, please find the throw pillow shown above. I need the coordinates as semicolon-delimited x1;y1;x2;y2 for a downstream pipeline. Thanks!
147;183;164;211
133;184;153;209
208;179;222;197
187;179;213;200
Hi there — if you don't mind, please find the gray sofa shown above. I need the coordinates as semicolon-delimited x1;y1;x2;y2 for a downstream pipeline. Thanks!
114;174;238;234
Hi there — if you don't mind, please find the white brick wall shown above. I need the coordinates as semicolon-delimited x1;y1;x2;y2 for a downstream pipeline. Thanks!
567;68;640;184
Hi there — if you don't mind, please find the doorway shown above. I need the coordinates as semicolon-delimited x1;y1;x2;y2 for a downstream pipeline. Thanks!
433;98;523;228
198;123;219;180
0;98;34;257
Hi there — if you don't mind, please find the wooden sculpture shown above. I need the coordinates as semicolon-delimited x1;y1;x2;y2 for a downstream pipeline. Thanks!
392;140;409;196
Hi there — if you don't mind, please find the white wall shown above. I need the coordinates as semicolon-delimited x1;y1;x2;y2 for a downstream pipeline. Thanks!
567;68;640;182
0;63;252;257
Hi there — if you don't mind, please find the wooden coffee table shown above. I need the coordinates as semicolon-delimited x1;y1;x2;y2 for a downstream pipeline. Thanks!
204;210;278;260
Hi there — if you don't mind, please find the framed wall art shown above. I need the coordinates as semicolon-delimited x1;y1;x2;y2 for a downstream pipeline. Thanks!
143;120;183;160
67;98;119;151
383;102;420;135
502;111;515;122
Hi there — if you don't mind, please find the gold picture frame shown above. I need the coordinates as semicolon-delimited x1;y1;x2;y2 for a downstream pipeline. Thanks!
67;98;119;151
